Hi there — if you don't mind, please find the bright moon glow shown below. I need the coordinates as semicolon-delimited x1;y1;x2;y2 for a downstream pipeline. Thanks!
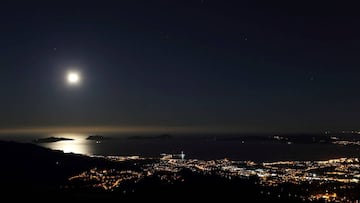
67;72;80;84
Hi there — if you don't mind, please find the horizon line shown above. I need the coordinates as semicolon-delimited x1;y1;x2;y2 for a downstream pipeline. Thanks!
0;126;244;134
0;125;320;135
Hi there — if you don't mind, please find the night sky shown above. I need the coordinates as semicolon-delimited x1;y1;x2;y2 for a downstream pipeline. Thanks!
1;1;360;134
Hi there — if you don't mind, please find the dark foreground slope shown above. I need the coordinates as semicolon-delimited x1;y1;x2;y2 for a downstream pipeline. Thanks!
0;140;125;200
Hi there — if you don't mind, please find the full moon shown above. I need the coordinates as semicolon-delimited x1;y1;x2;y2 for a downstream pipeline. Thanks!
67;72;80;85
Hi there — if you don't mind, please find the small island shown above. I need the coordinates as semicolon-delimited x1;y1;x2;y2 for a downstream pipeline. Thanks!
86;135;107;141
33;137;74;143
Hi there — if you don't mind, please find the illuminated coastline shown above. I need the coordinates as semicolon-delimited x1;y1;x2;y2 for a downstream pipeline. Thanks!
68;155;360;202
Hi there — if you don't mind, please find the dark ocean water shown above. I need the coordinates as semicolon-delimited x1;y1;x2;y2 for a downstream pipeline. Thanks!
1;133;359;161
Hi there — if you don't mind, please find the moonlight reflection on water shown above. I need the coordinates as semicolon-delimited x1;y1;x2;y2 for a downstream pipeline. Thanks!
39;134;91;155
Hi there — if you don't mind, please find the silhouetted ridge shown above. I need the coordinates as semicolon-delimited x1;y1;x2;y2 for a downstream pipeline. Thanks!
0;140;118;195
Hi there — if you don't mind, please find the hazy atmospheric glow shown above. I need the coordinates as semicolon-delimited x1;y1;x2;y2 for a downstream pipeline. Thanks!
0;126;241;134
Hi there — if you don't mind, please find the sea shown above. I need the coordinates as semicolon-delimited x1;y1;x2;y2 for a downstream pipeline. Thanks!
1;133;359;162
